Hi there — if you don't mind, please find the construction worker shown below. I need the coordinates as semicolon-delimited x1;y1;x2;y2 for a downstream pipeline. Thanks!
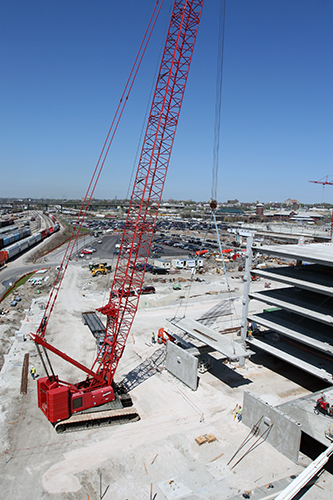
30;367;36;380
237;406;242;422
152;332;155;343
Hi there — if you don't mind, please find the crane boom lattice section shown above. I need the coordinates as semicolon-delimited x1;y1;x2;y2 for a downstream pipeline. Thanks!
96;0;204;385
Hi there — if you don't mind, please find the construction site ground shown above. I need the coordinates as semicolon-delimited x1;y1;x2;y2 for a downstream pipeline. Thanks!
1;258;333;499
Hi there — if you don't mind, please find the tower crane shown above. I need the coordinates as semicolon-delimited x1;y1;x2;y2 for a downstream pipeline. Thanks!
309;176;333;239
30;0;204;431
309;175;333;187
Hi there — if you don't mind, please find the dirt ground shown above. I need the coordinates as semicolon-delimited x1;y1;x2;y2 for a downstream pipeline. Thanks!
0;259;332;499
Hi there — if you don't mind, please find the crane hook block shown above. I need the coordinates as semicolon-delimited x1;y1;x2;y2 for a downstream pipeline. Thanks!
210;199;217;211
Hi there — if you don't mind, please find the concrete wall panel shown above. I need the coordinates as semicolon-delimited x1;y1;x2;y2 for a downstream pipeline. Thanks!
165;341;198;390
243;391;301;462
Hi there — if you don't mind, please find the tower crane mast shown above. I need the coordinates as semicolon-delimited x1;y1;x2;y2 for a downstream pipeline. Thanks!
31;0;204;428
309;175;333;239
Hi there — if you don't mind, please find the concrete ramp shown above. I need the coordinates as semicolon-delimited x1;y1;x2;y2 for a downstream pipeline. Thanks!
169;317;251;361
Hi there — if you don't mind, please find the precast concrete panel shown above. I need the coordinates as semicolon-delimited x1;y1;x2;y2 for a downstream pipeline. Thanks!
243;391;302;463
165;341;198;390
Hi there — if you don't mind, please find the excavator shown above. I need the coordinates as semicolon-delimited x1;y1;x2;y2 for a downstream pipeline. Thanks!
30;0;205;432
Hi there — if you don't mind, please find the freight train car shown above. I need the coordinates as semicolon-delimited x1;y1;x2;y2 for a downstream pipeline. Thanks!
0;227;31;249
0;225;19;235
0;224;59;266
0;219;14;229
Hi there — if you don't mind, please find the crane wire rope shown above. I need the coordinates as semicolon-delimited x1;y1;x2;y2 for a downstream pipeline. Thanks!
210;0;242;336
177;1;234;331
211;0;226;202
37;0;164;338
126;2;173;202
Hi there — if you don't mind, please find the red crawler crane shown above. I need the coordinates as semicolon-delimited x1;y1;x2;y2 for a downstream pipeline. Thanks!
30;0;204;429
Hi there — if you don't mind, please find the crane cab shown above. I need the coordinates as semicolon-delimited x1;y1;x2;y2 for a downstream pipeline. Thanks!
37;376;115;424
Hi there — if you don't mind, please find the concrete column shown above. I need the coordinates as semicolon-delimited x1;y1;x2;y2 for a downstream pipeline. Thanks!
239;231;254;367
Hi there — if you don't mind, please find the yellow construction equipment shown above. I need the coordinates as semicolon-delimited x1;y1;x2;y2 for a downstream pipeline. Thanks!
90;264;112;277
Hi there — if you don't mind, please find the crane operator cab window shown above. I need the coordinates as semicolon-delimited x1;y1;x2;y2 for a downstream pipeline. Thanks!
73;397;83;410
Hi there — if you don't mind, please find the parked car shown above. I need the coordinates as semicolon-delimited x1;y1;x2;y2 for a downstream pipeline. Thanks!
137;285;156;295
81;248;93;255
151;267;169;275
135;263;153;271
118;288;136;297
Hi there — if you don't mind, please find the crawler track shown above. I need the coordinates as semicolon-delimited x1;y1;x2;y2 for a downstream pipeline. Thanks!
55;407;140;433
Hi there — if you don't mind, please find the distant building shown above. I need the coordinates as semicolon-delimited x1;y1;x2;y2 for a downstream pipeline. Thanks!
256;203;264;218
285;198;299;210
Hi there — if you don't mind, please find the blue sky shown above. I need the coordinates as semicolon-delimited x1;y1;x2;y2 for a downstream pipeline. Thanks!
1;0;332;204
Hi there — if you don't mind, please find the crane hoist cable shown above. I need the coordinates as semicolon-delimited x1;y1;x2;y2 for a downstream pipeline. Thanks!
211;0;226;202
178;1;230;322
178;0;240;337
210;0;241;333
36;0;164;340
126;2;172;202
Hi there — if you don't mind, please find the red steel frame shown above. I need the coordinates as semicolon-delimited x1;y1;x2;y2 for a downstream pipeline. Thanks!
32;0;204;410
95;0;204;387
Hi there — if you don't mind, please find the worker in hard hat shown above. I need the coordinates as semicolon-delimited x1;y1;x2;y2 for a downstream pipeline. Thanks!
30;367;36;380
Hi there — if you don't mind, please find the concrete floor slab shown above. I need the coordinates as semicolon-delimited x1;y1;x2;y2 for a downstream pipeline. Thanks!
259;243;333;268
253;264;333;296
248;310;333;355
278;389;333;447
250;288;333;326
169;317;251;360
247;336;333;382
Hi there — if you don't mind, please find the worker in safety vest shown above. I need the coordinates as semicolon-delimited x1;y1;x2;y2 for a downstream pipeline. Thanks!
237;406;242;422
30;367;36;380
152;332;155;343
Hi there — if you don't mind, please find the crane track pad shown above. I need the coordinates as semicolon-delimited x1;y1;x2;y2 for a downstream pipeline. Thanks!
54;407;140;433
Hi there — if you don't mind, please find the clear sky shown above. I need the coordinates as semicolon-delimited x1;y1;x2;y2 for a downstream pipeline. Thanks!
1;0;333;204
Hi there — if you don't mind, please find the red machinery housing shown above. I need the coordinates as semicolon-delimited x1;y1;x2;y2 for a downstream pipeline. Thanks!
31;0;204;425
315;393;333;416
